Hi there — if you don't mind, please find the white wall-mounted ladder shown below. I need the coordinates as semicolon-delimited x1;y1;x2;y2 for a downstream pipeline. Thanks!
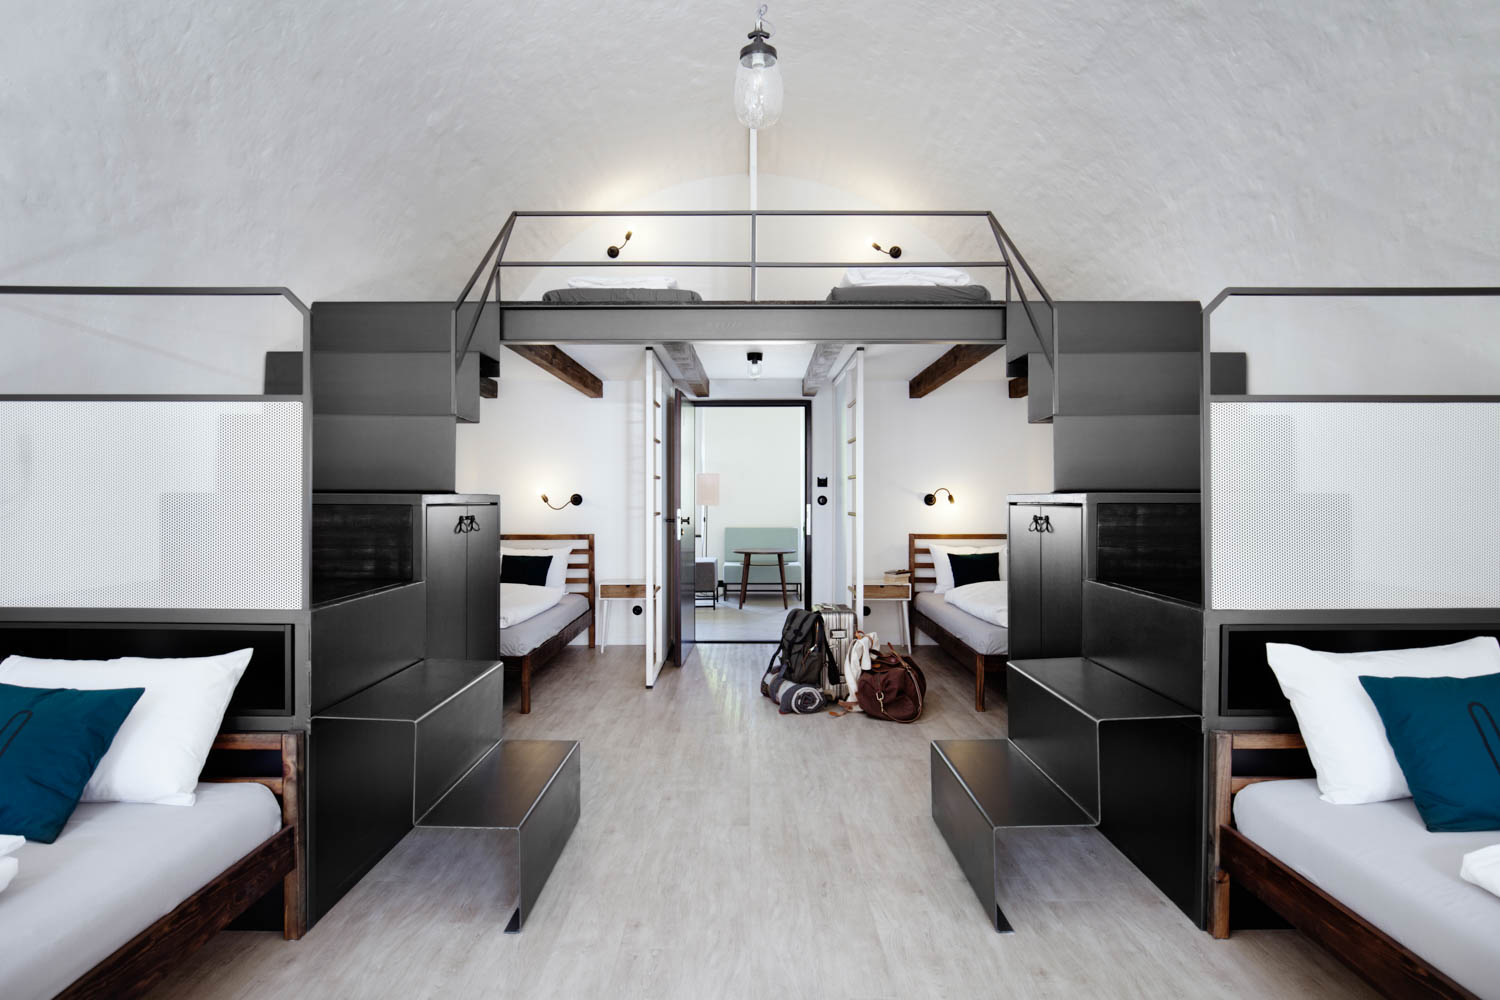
834;348;865;625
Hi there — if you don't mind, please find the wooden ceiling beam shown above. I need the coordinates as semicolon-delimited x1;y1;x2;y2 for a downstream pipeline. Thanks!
801;343;844;397
505;344;603;398
660;342;710;397
908;345;1002;398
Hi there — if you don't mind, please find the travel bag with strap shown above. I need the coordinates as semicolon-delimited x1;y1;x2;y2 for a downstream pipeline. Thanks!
855;644;927;723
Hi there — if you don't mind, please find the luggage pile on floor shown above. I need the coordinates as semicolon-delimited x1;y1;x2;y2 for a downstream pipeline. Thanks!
760;606;926;721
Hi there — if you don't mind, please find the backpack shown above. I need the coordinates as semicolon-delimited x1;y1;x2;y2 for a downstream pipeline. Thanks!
760;608;845;705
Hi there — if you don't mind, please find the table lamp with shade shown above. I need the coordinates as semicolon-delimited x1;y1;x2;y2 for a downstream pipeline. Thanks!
696;472;720;559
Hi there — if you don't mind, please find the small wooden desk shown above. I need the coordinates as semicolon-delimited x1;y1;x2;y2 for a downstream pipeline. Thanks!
856;581;913;653
732;548;796;609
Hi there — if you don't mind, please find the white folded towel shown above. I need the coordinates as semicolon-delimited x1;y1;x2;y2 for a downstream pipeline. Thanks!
566;276;679;289
838;266;973;288
0;856;16;894
0;834;22;858
1461;844;1500;898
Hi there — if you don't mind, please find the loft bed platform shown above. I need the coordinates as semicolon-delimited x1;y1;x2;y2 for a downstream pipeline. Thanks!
453;209;1055;353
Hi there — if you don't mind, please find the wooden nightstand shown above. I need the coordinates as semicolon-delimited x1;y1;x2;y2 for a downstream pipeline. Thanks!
854;581;913;653
597;581;656;650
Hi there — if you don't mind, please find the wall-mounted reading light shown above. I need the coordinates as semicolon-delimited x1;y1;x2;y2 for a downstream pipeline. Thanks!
923;487;955;506
746;350;764;378
871;242;902;259
539;490;584;510
606;230;633;258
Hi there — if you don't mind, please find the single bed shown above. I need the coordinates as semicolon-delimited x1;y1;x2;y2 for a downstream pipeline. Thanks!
0;731;302;1000
1212;730;1494;1000
825;284;992;304
908;533;1009;711
499;533;595;714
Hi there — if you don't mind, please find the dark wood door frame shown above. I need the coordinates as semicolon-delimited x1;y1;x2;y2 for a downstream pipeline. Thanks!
678;399;814;645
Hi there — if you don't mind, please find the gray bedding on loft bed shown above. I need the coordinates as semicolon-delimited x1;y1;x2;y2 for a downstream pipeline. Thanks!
825;284;992;304
541;288;705;304
539;286;991;305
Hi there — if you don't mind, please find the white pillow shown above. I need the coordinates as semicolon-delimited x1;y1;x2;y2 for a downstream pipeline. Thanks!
501;545;574;590
1265;636;1500;805
926;542;1007;594
0;649;253;807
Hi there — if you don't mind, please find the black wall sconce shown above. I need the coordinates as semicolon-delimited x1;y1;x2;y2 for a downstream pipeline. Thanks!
540;491;584;510
871;241;902;259
606;230;633;258
923;487;955;506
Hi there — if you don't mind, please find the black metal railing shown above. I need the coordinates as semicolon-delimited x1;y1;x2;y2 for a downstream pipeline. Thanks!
453;209;1054;371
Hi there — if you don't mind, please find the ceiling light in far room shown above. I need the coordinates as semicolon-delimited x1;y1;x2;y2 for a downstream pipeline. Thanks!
734;5;783;129
746;351;764;378
923;488;956;507
871;242;902;259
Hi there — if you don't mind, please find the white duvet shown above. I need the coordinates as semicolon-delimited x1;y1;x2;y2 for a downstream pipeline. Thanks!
499;583;565;629
944;580;1008;627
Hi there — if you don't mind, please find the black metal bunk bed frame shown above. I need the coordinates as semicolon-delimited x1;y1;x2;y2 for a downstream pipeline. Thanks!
450;209;1057;362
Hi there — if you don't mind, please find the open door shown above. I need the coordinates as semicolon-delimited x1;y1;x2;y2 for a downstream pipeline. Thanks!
644;350;670;687
666;389;696;666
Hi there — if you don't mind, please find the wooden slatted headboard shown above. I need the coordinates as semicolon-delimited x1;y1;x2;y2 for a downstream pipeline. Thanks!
908;533;1007;593
501;534;596;611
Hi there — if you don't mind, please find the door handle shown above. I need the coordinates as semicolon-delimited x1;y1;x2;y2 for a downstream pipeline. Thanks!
454;515;466;534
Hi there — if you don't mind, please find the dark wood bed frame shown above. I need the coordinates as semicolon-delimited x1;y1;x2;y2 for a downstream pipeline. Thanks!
907;533;1007;711
58;730;305;1000
501;533;596;714
1210;730;1479;1000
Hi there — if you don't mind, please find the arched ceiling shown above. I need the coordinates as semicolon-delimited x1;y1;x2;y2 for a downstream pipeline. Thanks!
3;1;1497;306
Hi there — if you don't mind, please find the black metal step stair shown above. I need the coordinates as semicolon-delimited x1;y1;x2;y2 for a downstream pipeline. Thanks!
932;657;1201;931
418;739;582;933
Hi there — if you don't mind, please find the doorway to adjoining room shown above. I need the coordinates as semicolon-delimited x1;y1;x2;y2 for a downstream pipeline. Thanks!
690;401;810;642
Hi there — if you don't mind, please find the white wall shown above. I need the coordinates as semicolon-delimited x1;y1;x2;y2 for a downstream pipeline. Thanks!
455;359;647;643
860;379;1053;644
698;405;805;574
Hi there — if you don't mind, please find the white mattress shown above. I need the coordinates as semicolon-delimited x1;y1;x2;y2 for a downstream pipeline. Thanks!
913;591;1009;655
500;592;590;657
0;782;282;1000
1234;778;1500;999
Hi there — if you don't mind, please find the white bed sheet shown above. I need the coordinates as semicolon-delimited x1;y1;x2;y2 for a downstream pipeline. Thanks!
1234;778;1500;999
499;582;565;628
943;581;1008;627
0;782;281;1000
912;592;1009;655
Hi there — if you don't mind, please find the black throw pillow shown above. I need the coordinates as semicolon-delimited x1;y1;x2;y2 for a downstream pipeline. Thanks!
500;554;553;587
948;551;1001;588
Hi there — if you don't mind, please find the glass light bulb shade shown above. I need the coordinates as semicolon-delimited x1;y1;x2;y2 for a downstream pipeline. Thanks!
747;360;763;378
734;62;783;129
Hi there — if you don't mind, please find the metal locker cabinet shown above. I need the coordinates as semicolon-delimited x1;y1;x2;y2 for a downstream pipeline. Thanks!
1007;504;1045;659
464;503;499;660
425;505;470;659
1038;503;1084;656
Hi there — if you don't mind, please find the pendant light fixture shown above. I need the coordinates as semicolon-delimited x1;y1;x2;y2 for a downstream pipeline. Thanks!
746;351;764;378
734;5;783;129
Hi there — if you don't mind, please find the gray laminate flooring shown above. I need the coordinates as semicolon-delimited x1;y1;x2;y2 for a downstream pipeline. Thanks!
695;592;793;641
152;644;1374;999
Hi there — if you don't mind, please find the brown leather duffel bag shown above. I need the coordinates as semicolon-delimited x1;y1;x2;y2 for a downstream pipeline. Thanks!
855;644;927;723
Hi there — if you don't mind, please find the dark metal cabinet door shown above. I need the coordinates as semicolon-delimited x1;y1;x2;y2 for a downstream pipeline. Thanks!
1008;504;1045;659
1039;504;1084;657
464;504;499;660
424;505;469;659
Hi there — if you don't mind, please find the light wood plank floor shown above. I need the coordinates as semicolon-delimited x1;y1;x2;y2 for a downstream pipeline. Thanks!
695;592;796;642
153;645;1374;999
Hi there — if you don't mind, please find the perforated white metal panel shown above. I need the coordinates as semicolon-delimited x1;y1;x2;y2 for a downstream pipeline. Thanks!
1210;402;1500;610
0;401;304;609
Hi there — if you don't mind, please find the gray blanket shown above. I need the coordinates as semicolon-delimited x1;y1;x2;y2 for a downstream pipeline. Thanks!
825;284;992;304
542;288;704;304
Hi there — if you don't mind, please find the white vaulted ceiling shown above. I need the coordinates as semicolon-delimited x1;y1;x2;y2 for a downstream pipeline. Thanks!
2;1;1497;305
